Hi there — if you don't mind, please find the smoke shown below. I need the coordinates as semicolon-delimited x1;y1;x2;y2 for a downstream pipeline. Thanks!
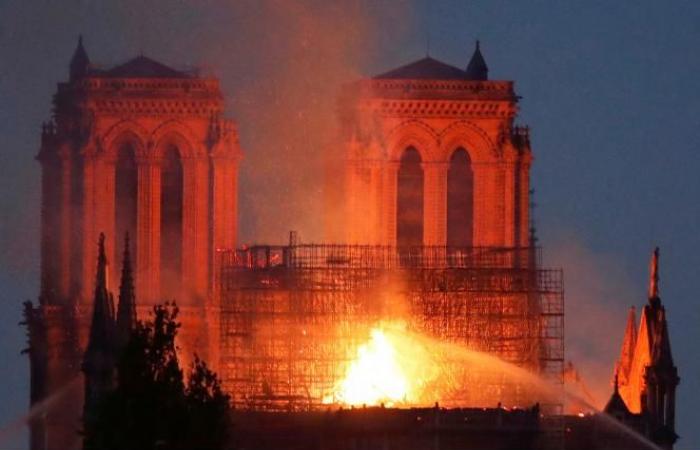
543;229;639;410
352;239;641;411
0;4;417;446
194;0;415;244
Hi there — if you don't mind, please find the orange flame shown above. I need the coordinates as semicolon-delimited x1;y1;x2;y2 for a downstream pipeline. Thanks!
322;321;553;409
335;328;409;406
324;323;440;407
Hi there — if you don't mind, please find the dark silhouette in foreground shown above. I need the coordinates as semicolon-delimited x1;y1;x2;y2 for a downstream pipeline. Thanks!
83;304;231;450
82;234;230;450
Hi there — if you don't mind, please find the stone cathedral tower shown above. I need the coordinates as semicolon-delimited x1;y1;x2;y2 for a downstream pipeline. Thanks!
607;248;680;449
338;42;532;248
28;37;241;450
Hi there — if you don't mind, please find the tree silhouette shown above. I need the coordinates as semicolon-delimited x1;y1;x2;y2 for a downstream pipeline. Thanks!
83;303;231;450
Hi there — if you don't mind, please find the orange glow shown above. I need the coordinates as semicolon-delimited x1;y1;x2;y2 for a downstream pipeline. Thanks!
321;320;556;409
324;323;441;407
334;328;409;406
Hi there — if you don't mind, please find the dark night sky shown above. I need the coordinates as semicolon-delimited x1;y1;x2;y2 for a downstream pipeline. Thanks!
0;1;698;449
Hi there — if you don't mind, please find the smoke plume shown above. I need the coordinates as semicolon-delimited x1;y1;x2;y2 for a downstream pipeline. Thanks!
544;229;639;410
198;0;415;244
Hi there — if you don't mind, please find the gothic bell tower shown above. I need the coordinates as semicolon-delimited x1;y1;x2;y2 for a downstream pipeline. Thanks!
39;37;241;309
338;42;532;248
29;37;242;450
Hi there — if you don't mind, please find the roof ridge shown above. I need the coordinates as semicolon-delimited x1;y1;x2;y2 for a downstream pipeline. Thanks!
374;56;470;81
102;54;191;79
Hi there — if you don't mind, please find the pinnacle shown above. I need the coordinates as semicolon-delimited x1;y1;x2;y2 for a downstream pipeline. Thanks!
465;40;488;81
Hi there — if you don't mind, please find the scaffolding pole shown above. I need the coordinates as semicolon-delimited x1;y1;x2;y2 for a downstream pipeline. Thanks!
216;244;563;415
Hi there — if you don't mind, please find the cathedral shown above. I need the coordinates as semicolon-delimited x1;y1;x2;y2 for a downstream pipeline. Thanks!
604;248;679;448
29;36;240;449
339;40;531;248
25;37;679;450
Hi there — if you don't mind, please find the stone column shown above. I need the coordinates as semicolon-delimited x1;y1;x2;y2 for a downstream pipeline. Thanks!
369;162;383;245
38;147;60;304
40;306;85;450
494;165;506;247
97;160;116;292
473;162;501;247
81;154;97;303
57;146;73;300
503;161;516;247
182;155;209;302
81;153;116;302
422;162;448;246
211;156;238;253
350;163;380;244
382;162;399;246
210;147;238;371
345;160;365;244
343;160;356;243
470;162;486;247
136;157;161;304
518;158;531;247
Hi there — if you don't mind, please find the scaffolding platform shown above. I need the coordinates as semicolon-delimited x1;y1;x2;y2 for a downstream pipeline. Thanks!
216;244;563;414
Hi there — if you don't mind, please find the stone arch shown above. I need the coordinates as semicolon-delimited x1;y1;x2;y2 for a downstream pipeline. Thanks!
113;140;138;279
151;120;200;159
438;120;498;164
100;120;149;161
386;120;440;162
397;147;424;247
160;144;184;301
446;148;474;247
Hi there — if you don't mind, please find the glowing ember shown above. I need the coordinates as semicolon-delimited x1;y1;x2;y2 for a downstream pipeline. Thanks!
334;328;409;406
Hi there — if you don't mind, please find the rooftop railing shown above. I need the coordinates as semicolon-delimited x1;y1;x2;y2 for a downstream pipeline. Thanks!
218;244;542;271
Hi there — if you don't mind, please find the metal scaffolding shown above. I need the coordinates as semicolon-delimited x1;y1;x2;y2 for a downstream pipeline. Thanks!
215;244;563;414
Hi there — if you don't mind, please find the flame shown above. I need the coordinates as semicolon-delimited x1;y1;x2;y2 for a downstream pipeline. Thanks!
334;328;409;406
322;321;555;409
324;323;440;407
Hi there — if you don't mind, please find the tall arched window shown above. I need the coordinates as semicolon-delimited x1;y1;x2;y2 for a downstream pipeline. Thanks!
160;145;183;300
115;143;137;272
447;148;473;247
397;147;424;247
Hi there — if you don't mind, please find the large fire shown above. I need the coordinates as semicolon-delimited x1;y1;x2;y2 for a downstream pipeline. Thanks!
324;323;440;407
334;328;409;406
322;321;551;409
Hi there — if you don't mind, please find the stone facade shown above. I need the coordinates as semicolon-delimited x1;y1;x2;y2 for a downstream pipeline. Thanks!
608;248;679;449
338;47;532;248
31;37;241;450
29;38;680;450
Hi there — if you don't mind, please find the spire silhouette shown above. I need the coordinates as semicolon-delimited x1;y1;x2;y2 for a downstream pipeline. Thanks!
83;233;119;421
69;34;90;81
465;40;488;80
116;232;136;348
648;247;660;301
86;233;115;355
